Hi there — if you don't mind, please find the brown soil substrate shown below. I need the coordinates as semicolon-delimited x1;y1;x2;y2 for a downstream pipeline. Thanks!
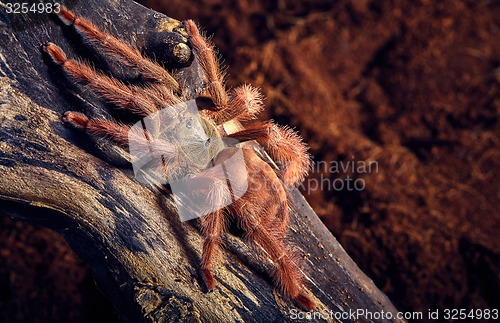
1;0;499;321
0;218;119;322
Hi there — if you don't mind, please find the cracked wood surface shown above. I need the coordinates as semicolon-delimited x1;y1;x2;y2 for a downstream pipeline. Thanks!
0;0;403;321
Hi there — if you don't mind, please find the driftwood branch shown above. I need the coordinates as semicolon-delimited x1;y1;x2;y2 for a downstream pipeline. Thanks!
0;0;402;321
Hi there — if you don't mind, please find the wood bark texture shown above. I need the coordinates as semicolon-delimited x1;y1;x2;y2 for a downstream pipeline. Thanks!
0;0;403;321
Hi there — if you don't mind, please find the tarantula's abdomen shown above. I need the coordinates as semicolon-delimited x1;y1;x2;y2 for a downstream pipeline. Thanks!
230;148;291;232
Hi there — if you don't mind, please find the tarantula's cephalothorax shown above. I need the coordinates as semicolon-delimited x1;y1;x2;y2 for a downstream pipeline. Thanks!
43;6;314;309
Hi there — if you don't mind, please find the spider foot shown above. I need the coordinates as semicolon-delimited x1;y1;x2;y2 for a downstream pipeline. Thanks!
42;42;67;65
57;6;77;25
294;292;315;311
202;268;216;292
62;111;89;129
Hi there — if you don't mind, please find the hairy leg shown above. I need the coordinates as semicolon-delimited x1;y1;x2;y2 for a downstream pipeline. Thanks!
171;170;232;290
236;206;314;310
57;6;180;91
63;111;132;146
199;209;225;291
185;21;267;124
63;111;179;163
200;84;265;124
44;42;172;116
184;20;228;107
229;122;312;187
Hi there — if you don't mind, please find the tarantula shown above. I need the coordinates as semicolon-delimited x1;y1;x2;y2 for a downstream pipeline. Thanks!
43;6;314;309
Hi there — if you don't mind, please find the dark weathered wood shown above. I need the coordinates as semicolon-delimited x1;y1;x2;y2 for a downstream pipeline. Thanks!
0;0;403;321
